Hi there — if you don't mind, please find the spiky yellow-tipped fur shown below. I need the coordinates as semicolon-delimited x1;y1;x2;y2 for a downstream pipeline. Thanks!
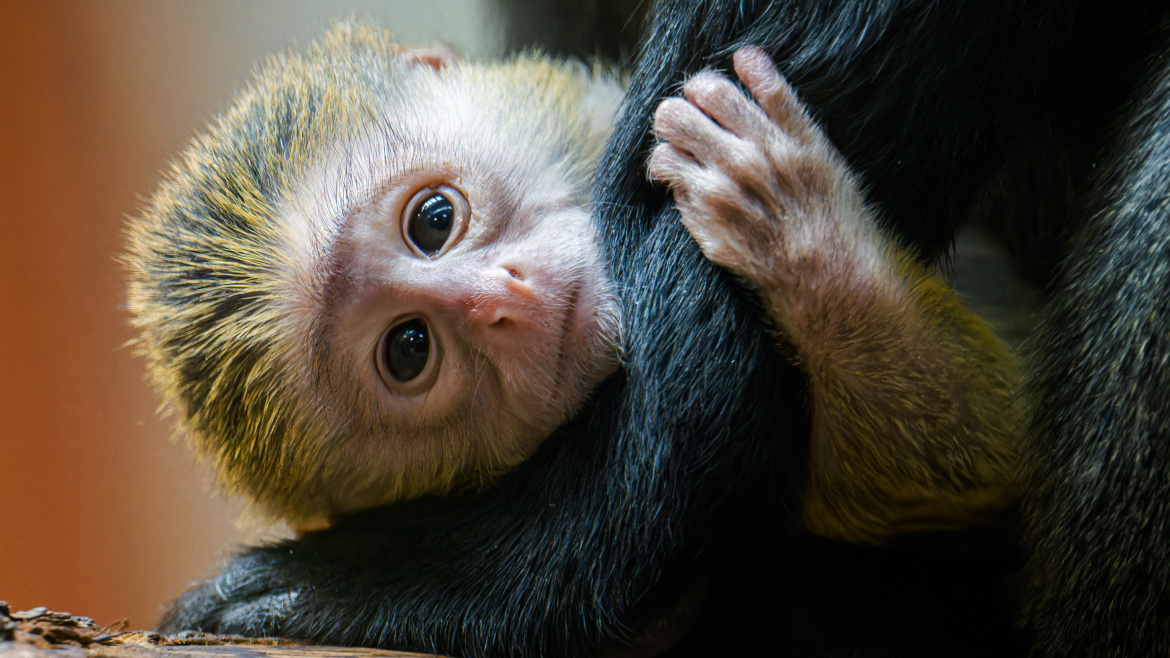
125;23;618;523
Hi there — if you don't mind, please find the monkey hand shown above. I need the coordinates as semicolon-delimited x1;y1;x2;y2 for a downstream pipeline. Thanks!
159;550;303;638
648;46;878;342
649;47;1020;545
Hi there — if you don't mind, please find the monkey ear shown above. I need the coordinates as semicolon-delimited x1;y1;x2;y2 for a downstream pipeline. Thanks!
401;47;461;71
288;515;334;537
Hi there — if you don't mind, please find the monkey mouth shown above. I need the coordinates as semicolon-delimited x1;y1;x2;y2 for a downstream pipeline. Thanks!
551;282;582;393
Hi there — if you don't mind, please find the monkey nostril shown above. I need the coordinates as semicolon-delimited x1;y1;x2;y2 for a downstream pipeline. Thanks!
500;266;538;302
471;266;537;331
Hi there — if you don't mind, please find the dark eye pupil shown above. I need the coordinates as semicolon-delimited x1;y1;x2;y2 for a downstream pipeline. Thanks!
384;319;429;382
408;192;454;256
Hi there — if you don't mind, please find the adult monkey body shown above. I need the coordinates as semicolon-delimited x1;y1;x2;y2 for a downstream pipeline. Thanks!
159;3;1170;658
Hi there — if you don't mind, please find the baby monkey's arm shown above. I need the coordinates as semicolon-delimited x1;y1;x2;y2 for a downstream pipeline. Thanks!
649;47;1019;545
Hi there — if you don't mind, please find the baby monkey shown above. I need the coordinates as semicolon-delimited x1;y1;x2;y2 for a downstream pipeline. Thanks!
128;24;624;528
126;25;1017;544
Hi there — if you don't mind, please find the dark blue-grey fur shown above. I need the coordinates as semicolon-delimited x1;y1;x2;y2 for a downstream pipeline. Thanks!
1019;21;1170;658
162;1;1170;656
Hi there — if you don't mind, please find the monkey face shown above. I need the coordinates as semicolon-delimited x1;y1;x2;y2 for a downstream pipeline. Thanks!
284;88;623;518
355;183;616;429
126;24;625;525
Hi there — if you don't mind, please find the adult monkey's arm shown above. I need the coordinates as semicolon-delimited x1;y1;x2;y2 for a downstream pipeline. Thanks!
160;201;792;658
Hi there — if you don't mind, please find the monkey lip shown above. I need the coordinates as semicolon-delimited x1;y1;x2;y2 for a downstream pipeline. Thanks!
551;282;583;387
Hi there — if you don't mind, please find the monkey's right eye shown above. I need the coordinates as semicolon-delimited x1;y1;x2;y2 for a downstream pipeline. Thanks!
403;185;470;258
379;319;431;383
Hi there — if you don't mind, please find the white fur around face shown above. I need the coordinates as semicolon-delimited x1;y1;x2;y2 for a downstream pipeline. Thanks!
272;57;622;519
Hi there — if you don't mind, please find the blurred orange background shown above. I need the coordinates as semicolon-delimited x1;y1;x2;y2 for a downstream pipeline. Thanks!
0;0;499;630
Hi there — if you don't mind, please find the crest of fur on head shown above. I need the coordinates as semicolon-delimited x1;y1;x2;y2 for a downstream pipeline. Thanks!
124;22;623;525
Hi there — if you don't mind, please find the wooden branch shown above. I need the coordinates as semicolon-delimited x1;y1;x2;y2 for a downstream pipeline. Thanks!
0;602;442;657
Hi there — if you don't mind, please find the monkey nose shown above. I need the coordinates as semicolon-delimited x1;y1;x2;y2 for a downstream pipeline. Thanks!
501;265;538;302
467;265;539;330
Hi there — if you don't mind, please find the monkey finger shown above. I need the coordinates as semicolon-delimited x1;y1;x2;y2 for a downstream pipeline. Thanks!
675;189;775;279
677;210;739;271
662;161;769;232
650;137;791;232
680;72;774;144
653;96;746;172
733;47;817;145
647;142;700;187
650;142;736;212
650;143;767;225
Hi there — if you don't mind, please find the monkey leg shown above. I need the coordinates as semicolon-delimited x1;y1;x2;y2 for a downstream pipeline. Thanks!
649;47;1020;545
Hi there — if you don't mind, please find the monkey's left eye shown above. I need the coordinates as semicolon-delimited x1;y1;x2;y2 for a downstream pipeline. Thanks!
403;185;470;258
378;318;432;384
